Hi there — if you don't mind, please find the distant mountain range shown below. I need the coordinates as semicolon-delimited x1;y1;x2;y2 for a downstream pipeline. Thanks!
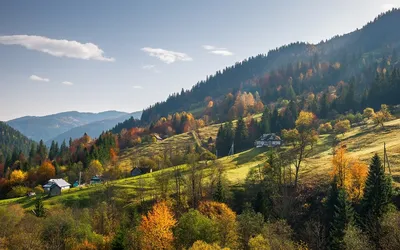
7;110;142;144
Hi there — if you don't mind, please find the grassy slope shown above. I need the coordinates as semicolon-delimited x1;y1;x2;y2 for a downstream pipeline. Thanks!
2;117;400;209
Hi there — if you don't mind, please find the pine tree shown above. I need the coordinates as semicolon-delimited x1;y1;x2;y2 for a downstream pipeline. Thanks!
320;92;329;119
234;117;249;152
260;107;271;134
213;176;225;202
327;188;354;250
111;227;126;250
360;154;392;227
33;197;46;217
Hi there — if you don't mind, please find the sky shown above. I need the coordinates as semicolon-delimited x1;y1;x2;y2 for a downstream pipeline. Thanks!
0;0;399;121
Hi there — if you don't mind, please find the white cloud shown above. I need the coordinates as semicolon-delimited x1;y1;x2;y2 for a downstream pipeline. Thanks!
141;47;192;64
142;65;155;70
62;81;73;86
202;45;234;56
210;50;234;56
133;85;143;89
202;45;217;50
29;74;49;82
0;35;114;62
382;3;395;10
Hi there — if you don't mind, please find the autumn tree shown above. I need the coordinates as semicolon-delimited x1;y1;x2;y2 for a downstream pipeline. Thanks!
363;108;375;120
334;120;351;135
372;104;393;128
331;147;368;201
10;169;27;185
37;161;56;184
282;111;318;188
198;201;238;249
139;201;176;250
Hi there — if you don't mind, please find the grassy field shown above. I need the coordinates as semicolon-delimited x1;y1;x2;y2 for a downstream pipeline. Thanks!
2;117;400;209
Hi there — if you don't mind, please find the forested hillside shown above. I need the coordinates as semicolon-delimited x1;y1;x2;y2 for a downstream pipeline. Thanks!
141;9;400;123
0;121;35;164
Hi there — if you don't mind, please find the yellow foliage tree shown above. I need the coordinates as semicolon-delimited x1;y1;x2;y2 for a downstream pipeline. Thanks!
198;201;238;249
334;120;351;135
139;201;176;250
373;104;393;128
10;170;27;184
189;240;227;250
331;147;368;201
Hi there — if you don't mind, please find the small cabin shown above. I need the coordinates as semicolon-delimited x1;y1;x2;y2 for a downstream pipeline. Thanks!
254;133;282;148
90;176;102;185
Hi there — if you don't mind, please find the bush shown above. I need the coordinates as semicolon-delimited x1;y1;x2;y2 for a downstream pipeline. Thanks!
7;186;30;198
319;122;333;134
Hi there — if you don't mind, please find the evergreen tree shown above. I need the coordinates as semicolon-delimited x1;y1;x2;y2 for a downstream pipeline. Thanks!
234;117;249;152
111;227;126;250
327;188;354;250
36;140;47;165
213;176;225;202
29;143;36;166
320;92;329;119
270;108;280;133
360;154;392;232
260;107;271;134
33;197;46;217
345;78;356;112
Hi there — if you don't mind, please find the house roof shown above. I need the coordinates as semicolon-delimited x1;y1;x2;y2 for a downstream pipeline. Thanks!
47;179;71;188
258;133;282;141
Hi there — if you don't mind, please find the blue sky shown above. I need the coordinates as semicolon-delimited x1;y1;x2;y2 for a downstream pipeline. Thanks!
0;0;398;121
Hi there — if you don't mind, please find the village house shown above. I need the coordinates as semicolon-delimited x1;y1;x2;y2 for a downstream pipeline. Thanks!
254;133;283;148
43;179;71;197
90;176;102;185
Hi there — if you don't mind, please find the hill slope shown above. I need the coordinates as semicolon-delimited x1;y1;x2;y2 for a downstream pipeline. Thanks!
2;117;400;209
47;111;142;145
7;110;130;142
0;121;35;161
140;9;400;123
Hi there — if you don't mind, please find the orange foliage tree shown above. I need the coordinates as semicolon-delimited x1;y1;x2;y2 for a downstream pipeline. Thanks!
331;147;368;201
139;201;176;250
37;161;56;184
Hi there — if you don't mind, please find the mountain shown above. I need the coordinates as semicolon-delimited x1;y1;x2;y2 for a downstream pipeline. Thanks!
48;111;142;145
140;9;400;123
7;110;130;142
0;121;35;161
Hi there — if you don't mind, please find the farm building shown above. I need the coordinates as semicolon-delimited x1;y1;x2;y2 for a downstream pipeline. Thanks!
43;179;71;196
254;133;282;148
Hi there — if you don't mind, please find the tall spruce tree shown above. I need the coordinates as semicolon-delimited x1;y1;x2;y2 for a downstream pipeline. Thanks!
360;154;392;246
327;188;354;250
260;107;271;134
234;116;249;152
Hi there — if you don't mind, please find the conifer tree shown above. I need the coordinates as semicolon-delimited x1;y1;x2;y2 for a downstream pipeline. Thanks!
260;107;271;134
213;176;225;203
234;117;249;152
33;196;46;217
360;154;392;242
111;227;126;250
327;188;354;250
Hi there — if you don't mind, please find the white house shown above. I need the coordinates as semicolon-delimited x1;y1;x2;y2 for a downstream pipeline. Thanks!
254;133;282;148
43;179;71;192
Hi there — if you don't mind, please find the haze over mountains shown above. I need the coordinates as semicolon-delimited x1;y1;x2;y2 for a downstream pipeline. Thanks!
6;110;142;144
